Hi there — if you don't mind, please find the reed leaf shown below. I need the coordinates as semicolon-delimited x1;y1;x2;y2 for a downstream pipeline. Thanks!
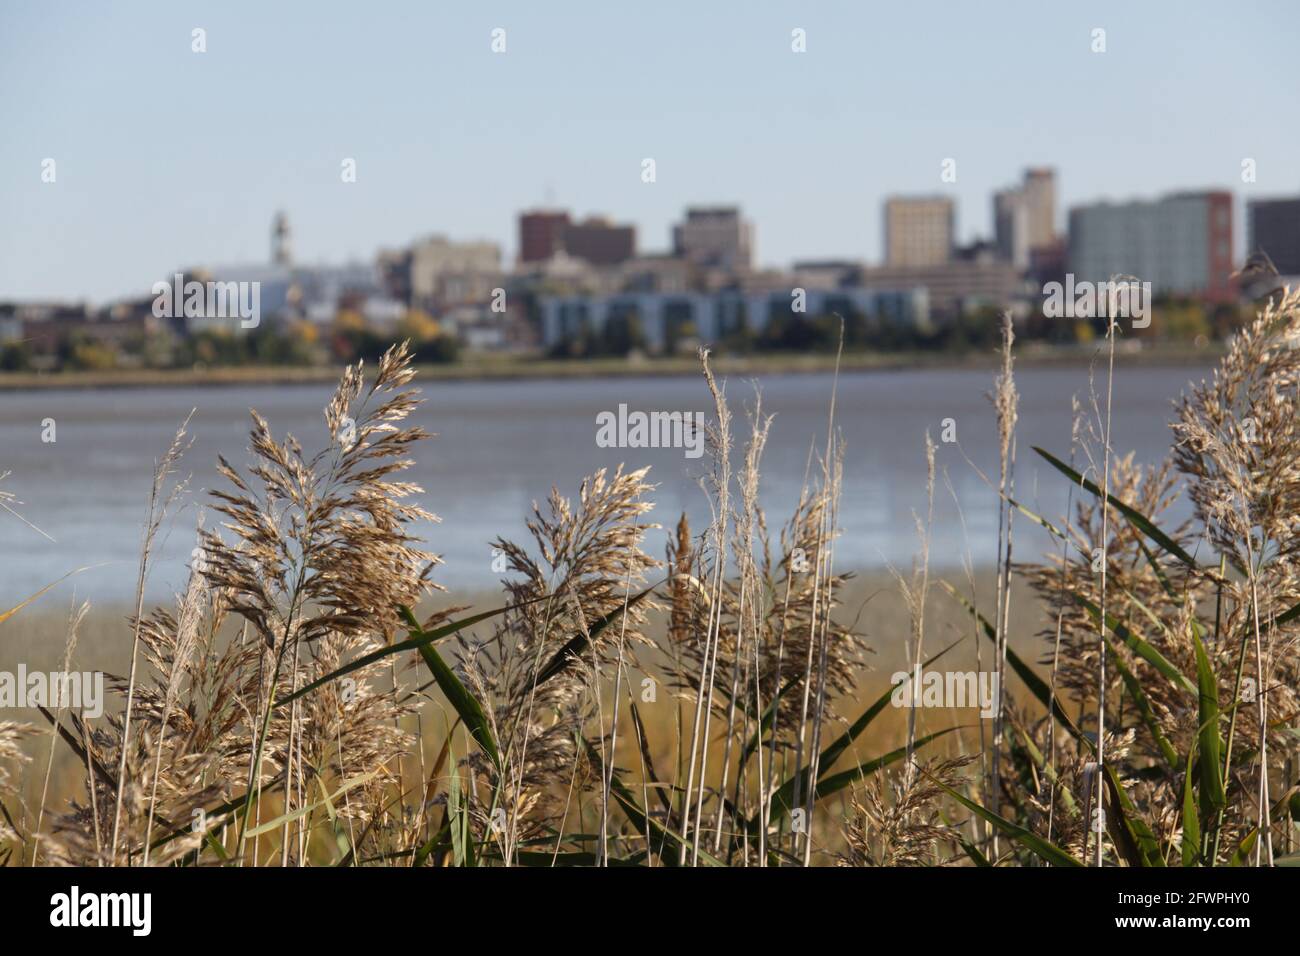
926;772;1083;868
1032;446;1200;570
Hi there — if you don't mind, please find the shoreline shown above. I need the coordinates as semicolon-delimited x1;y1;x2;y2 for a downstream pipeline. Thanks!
0;342;1219;392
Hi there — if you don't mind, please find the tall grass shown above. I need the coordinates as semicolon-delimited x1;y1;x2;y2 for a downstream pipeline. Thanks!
4;291;1300;867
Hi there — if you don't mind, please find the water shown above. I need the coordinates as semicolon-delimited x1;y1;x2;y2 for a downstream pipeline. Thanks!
0;362;1213;606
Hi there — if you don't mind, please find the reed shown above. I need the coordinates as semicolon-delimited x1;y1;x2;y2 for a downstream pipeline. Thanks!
5;291;1300;866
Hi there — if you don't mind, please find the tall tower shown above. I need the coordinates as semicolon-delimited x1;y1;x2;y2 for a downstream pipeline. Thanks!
272;211;292;267
1021;168;1056;250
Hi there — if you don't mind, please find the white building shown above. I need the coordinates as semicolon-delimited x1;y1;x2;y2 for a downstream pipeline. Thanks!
406;236;502;308
1067;191;1234;300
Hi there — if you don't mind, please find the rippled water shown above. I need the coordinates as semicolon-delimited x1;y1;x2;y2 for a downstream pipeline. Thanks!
0;362;1213;606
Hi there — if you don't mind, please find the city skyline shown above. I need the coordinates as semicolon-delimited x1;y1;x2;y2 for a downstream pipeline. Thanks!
3;1;1298;303
3;3;1300;887
5;174;1292;310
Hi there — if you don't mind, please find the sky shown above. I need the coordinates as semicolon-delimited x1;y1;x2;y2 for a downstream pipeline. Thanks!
1;0;1297;303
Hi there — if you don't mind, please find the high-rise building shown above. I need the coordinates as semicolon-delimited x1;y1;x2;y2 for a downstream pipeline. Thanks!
519;210;571;263
673;207;753;270
884;197;954;268
1022;168;1057;250
993;189;1029;270
993;169;1057;271
563;216;636;266
1067;191;1234;301
1247;197;1300;277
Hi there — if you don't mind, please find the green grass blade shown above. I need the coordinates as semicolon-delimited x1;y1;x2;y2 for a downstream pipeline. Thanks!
944;581;1092;750
585;734;723;866
958;836;992;867
244;770;380;838
1010;721;1078;817
816;638;962;780
1228;828;1258;867
1033;446;1200;570
402;611;501;770
1191;627;1226;817
927;772;1083;867
448;772;465;867
736;672;802;771
534;584;657;687
1180;734;1201;866
762;638;962;824
274;600;532;710
1102;765;1164;867
1133;534;1178;601
1075;593;1196;695
807;726;965;804
1109;642;1179;770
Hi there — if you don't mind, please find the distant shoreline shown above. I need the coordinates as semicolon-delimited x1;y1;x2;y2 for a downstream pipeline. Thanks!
0;342;1220;391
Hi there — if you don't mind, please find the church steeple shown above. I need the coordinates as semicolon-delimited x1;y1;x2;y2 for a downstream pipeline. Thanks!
272;210;292;267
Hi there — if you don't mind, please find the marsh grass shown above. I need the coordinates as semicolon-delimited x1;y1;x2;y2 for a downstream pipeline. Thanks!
4;291;1300;867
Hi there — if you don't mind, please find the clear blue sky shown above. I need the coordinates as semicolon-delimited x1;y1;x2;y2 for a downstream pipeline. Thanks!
2;0;1296;303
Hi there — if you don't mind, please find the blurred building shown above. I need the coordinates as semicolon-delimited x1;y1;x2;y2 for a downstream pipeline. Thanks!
0;300;158;369
0;301;94;351
294;264;399;326
1067;191;1234;301
518;209;637;268
1022;168;1057;250
615;254;692;294
884;196;954;267
1247;197;1300;278
403;236;501;310
187;260;394;330
993;188;1030;270
860;258;1024;319
538;285;926;353
672;207;753;270
518;209;571;263
1028;237;1068;288
792;260;862;290
994;168;1057;271
563;216;636;266
178;215;405;329
955;239;1000;263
